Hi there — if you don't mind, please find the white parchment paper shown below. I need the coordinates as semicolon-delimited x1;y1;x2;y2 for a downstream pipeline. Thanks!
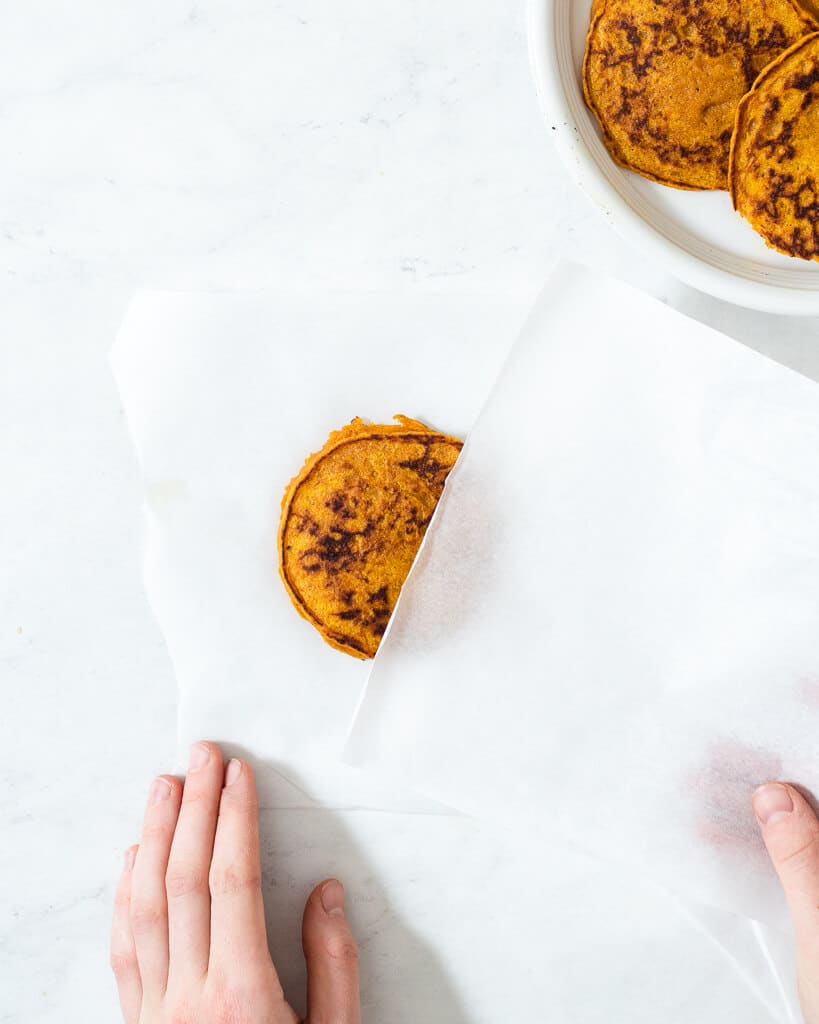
111;282;799;1022
111;289;515;808
347;263;819;933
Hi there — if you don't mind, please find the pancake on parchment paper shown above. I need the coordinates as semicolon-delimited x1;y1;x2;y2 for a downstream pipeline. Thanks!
279;416;462;659
730;32;819;260
583;0;818;191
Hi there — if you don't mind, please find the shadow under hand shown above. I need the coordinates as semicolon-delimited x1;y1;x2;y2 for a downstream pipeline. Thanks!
230;750;471;1024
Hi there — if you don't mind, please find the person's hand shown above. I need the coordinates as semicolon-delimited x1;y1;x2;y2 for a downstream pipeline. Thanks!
111;742;360;1024
755;782;819;1022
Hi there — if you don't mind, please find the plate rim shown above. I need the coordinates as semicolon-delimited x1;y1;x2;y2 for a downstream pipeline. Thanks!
526;0;819;316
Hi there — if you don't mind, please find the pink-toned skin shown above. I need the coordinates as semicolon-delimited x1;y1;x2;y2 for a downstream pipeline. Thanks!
110;739;819;1022
755;782;819;1023
111;743;360;1024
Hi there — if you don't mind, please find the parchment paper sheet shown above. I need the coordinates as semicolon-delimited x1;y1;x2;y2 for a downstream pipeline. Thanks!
347;263;819;936
111;289;515;808
112;283;800;1022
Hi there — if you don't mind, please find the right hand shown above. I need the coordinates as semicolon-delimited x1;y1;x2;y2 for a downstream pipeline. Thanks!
755;782;819;1022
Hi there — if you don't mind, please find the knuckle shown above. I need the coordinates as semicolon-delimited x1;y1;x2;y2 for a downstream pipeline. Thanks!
214;1007;241;1024
129;899;166;933
324;929;359;965
180;785;211;807
169;1007;197;1024
220;791;258;817
114;885;132;909
165;863;208;901
203;989;243;1024
109;950;137;979
777;829;819;873
140;820;174;844
209;862;261;898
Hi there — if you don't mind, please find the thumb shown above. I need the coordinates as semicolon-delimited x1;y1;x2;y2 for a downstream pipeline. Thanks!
302;879;360;1024
754;782;819;1016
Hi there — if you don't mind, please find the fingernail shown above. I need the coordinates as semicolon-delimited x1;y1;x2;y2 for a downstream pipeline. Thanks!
149;777;172;805
224;759;242;787
754;783;794;825
320;879;345;916
123;847;137;871
189;743;211;772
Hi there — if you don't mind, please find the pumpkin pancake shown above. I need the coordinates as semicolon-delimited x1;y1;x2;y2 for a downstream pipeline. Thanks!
583;0;818;190
730;32;819;260
279;416;462;659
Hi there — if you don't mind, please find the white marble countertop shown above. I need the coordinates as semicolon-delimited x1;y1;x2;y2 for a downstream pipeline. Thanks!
4;3;819;1022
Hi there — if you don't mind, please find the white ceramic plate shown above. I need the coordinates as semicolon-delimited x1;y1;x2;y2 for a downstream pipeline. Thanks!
527;0;819;314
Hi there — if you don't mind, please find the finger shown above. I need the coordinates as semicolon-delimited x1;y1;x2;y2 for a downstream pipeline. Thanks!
754;782;819;995
208;759;272;976
166;742;224;986
303;879;360;1024
110;846;142;1024
131;774;182;1003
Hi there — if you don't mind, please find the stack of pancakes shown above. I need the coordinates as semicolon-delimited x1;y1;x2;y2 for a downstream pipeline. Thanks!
584;0;819;260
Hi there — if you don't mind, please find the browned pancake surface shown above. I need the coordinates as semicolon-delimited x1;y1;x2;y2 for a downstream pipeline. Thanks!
279;416;462;659
584;0;817;190
730;32;819;259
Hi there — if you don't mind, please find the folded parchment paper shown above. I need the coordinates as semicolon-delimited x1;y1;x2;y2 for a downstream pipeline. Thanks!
111;282;799;1022
111;289;515;808
347;262;819;932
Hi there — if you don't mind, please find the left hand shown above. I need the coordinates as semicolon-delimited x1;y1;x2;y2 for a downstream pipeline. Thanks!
110;741;360;1024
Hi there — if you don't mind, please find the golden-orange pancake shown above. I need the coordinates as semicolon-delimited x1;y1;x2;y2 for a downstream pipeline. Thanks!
583;0;817;190
730;32;819;260
279;416;462;659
